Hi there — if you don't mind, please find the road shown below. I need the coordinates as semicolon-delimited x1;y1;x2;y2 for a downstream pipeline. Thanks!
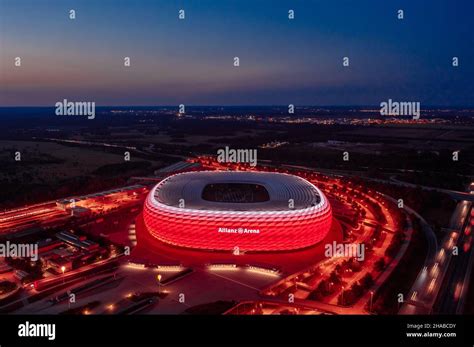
400;183;474;314
278;162;474;315
279;163;474;202
389;176;474;202
435;199;473;314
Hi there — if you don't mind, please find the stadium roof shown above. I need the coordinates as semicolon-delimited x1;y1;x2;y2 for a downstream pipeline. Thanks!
153;171;322;211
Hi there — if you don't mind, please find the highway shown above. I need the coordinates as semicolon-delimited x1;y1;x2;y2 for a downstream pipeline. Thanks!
400;184;474;315
278;163;474;202
435;198;473;314
389;176;474;202
398;207;439;314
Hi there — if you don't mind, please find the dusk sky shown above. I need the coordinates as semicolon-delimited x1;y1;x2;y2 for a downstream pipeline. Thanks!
1;0;473;106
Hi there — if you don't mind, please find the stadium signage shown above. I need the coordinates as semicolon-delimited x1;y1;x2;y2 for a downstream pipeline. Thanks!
218;227;260;234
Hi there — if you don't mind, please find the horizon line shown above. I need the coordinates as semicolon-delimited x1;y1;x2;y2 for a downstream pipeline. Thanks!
1;105;474;109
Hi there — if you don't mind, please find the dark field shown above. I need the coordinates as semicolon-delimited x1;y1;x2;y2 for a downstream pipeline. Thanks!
1;106;472;209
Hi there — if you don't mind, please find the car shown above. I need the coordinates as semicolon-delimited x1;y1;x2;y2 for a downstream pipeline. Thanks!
463;236;472;253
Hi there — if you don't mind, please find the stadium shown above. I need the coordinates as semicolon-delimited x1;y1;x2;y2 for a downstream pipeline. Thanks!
143;171;332;252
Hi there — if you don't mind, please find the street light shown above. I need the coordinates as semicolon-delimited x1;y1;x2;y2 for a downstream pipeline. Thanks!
341;286;345;306
61;266;66;283
157;274;162;295
369;291;374;313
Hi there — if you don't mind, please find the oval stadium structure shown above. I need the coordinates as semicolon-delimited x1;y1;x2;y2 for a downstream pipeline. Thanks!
143;171;332;252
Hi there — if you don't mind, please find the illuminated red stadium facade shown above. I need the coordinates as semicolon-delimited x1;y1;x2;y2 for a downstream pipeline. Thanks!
143;171;332;252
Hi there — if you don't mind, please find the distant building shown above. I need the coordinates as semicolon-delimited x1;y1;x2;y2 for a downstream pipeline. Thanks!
47;256;72;273
0;261;12;274
14;270;29;281
56;231;99;251
69;206;91;217
37;239;63;254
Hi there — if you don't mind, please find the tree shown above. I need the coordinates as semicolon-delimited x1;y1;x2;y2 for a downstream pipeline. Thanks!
361;273;374;289
329;270;341;285
350;282;364;298
374;258;385;272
